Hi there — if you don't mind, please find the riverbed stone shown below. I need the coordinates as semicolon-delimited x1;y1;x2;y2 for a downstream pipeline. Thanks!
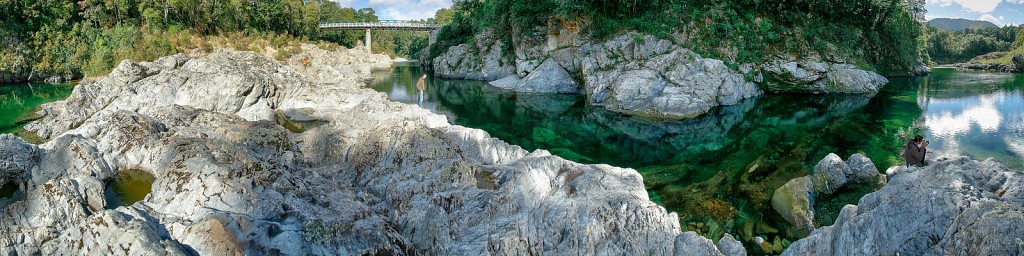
811;153;850;196
771;176;815;234
718;233;747;256
844;153;880;184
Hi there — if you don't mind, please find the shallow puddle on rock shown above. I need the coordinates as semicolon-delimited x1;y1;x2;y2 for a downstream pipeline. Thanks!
104;169;155;209
0;182;17;198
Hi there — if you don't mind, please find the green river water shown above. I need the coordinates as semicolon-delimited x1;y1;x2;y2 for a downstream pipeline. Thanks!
371;65;1024;253
1;66;1021;253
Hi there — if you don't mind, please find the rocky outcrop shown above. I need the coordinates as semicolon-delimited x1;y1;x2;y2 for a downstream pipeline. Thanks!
784;157;1024;255
771;153;884;234
956;52;1024;73
761;57;888;94
432;29;515;81
579;34;762;119
431;28;890;119
3;48;744;255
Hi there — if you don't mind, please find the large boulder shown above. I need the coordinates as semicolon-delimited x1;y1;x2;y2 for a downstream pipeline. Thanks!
490;58;580;93
811;153;851;196
761;58;888;94
0;135;37;186
580;33;762;119
771;176;816;234
784;157;1024;255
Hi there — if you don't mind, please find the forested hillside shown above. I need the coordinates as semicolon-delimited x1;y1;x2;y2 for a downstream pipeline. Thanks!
927;18;999;31
431;0;929;75
926;25;1020;64
0;0;433;84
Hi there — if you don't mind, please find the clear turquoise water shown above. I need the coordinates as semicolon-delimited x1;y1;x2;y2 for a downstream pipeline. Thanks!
371;64;1024;252
0;83;75;134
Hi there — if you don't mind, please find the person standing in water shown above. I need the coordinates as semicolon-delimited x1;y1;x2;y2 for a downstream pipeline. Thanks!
416;74;426;106
904;135;929;167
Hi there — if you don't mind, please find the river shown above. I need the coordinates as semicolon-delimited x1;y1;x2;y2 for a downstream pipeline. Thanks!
2;66;1021;252
370;64;1024;250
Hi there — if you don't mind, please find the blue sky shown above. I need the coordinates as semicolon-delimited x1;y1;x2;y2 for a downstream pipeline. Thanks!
337;0;1024;26
333;0;453;20
925;0;1024;26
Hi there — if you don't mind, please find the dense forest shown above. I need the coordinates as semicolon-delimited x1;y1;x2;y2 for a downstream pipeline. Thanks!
926;25;1022;64
431;0;930;75
0;0;440;81
926;18;998;31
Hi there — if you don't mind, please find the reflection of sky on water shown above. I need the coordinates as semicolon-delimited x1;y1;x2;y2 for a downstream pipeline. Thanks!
925;94;1003;137
919;69;1024;166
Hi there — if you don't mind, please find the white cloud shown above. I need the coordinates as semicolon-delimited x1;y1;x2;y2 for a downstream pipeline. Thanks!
980;13;1004;25
333;0;355;6
928;0;1002;13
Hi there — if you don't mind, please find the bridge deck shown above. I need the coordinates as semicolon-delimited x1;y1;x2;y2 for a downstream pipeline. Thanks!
320;20;440;31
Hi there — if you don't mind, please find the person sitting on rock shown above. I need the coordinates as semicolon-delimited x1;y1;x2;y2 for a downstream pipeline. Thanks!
904;135;928;167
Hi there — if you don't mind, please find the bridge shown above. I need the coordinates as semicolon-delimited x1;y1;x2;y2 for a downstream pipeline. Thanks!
319;20;442;53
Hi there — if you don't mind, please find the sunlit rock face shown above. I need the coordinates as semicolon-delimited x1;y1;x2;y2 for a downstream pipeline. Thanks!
1;48;743;255
784;157;1024;255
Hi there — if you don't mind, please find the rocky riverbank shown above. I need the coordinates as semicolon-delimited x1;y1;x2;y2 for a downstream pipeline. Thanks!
784;157;1024;255
3;43;1020;255
954;52;1024;73
0;46;744;255
428;29;892;119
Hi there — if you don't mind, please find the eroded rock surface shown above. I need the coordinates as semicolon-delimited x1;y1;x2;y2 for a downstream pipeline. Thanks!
784;157;1024;255
2;48;741;255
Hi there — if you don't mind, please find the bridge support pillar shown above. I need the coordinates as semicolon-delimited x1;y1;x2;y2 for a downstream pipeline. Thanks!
365;29;372;54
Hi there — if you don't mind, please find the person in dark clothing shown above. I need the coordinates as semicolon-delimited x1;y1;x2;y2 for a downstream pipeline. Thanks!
904;135;929;167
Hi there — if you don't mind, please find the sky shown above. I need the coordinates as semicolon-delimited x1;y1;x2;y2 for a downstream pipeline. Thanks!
925;0;1024;26
334;0;453;20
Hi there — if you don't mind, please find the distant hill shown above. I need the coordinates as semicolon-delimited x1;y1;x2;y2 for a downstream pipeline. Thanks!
927;18;999;31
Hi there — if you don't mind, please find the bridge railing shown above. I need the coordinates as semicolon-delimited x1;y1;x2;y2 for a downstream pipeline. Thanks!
319;20;441;30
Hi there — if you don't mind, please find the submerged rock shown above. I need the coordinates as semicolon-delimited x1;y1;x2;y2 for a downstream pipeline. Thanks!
3;48;740;255
772;153;885;234
772;176;815;234
784;157;1024;255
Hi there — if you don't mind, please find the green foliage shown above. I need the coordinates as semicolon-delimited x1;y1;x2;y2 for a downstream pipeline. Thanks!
927;25;1019;64
927;18;999;31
